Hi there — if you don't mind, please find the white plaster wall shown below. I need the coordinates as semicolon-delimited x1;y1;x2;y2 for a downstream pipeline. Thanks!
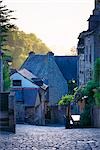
10;73;39;88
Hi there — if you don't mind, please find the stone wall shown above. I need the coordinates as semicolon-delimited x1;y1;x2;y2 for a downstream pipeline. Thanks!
91;106;100;128
50;106;66;125
0;92;16;133
25;106;35;124
16;102;25;123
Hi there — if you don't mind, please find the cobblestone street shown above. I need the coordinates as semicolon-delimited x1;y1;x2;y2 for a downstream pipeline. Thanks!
0;125;100;150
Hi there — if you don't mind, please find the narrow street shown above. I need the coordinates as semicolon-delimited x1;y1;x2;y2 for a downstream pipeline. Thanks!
0;125;100;150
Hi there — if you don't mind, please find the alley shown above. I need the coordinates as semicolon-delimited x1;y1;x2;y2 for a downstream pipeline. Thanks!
0;125;100;150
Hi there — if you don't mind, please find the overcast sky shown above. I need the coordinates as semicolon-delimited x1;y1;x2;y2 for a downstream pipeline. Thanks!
3;0;94;55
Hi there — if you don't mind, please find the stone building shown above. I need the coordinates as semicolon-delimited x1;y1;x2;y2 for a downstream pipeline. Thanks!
21;52;68;106
20;52;78;124
77;0;100;86
10;68;48;125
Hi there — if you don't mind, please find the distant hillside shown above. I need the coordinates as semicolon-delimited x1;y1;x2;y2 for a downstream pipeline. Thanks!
4;29;50;68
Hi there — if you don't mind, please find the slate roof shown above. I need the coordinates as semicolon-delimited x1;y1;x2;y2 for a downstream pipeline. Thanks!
55;56;78;82
21;53;68;105
18;68;48;90
21;54;48;84
18;68;37;80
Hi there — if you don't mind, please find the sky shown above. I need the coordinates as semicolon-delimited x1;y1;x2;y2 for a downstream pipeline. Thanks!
3;0;94;55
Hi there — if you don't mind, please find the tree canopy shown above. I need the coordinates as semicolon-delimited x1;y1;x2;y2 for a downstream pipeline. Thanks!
94;58;100;86
0;0;16;91
4;29;50;68
58;94;74;105
0;0;16;49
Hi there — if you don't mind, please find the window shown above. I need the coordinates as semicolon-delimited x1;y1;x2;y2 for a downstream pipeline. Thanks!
13;80;22;86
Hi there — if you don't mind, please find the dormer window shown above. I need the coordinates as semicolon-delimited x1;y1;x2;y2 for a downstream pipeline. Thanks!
13;80;22;86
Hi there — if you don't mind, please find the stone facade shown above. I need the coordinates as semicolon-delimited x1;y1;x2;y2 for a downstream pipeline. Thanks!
50;106;66;125
91;106;100;128
21;52;69;106
16;102;25;123
77;0;100;87
0;92;16;133
10;69;48;125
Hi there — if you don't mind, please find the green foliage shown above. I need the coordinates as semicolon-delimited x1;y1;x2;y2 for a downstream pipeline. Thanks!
3;59;11;91
94;87;100;106
78;58;100;126
82;80;97;104
70;58;100;127
0;0;16;48
58;94;74;105
74;86;84;102
0;0;15;91
80;104;91;127
4;29;50;68
78;80;97;126
94;58;100;86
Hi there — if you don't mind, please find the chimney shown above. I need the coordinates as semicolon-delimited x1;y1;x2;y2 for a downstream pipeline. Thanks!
29;51;35;56
47;51;54;56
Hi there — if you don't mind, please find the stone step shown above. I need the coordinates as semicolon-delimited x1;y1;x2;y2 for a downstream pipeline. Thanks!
0;125;9;128
0;118;9;126
0;126;9;132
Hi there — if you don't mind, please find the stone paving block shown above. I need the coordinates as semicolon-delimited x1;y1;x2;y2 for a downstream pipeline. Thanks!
0;125;100;150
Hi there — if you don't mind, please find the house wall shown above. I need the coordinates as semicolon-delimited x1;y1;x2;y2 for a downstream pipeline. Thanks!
91;106;100;128
34;90;46;125
50;106;66;125
78;53;85;86
16;102;25;123
48;55;68;105
78;34;95;87
25;106;35;124
11;73;39;88
94;27;100;59
84;35;94;84
11;75;46;125
78;1;100;87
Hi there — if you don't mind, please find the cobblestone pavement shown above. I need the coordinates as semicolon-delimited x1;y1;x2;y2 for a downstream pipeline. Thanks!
0;125;100;150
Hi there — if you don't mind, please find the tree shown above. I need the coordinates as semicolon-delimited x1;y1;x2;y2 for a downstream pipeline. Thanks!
0;0;16;49
4;29;50;68
70;47;77;56
58;94;74;128
93;58;100;106
58;94;74;106
0;0;16;91
94;58;100;86
3;59;11;91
